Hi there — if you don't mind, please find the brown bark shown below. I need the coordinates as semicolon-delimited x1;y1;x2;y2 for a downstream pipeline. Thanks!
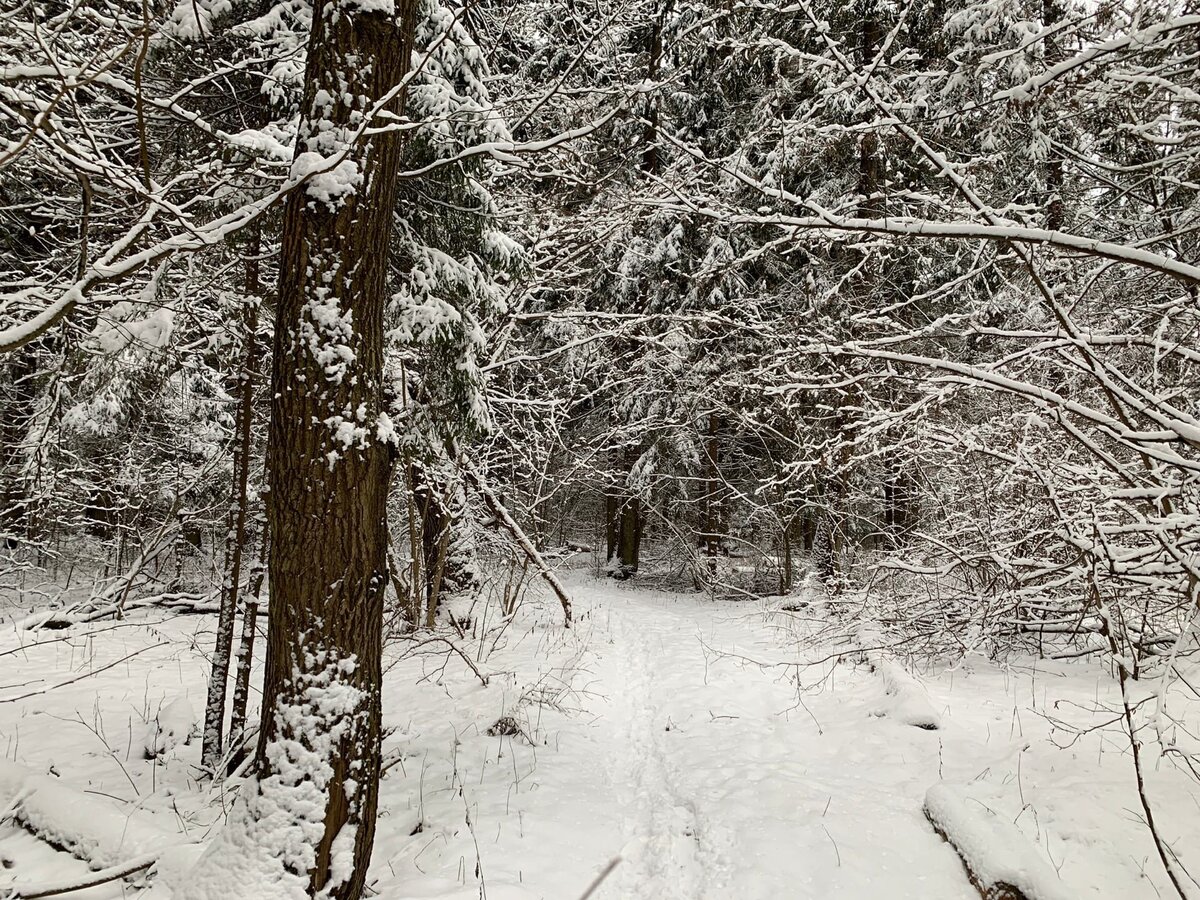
408;461;455;625
255;2;418;898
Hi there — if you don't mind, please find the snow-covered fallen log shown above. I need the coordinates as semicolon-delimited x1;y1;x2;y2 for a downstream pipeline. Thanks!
858;626;941;730
4;851;159;899
0;761;182;870
924;784;1070;900
20;592;217;631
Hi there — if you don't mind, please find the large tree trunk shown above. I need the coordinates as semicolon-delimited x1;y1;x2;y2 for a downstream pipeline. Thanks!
226;3;418;898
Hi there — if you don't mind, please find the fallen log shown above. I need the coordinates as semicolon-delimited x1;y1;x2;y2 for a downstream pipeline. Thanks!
0;760;185;896
924;784;1070;900
857;625;941;730
5;851;158;899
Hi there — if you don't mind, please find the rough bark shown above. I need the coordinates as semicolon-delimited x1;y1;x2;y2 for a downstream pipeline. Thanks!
253;2;418;898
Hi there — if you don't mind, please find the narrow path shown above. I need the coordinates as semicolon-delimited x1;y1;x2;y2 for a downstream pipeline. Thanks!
579;580;974;900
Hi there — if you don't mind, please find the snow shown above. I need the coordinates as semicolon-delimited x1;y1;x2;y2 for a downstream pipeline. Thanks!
161;0;232;41
144;697;197;760
859;625;943;730
924;783;1072;900
290;152;363;209
342;0;395;13
177;649;371;900
0;759;182;869
0;572;1197;898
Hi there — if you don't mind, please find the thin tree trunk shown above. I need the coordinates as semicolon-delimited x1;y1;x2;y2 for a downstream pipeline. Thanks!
618;494;642;573
410;461;454;626
699;413;724;557
781;517;793;594
604;477;619;564
0;349;35;546
228;521;268;769
201;245;261;773
641;1;668;175
605;446;643;576
402;459;425;626
1043;0;1066;233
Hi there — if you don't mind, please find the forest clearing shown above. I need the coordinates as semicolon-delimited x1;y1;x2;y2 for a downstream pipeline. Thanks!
4;0;1200;897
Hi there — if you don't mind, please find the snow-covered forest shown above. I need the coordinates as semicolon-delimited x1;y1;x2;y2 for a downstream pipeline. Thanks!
2;0;1200;897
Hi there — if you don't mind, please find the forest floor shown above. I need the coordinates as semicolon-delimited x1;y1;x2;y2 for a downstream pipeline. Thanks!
0;568;1197;899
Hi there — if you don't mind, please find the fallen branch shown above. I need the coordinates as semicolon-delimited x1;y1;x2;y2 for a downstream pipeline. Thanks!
0;643;168;703
578;857;621;900
463;461;573;626
5;851;158;899
402;636;490;687
0;761;181;871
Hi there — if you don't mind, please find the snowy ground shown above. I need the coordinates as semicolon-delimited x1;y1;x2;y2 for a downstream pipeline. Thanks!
0;569;1196;898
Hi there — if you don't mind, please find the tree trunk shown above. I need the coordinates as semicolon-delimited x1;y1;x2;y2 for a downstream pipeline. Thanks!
698;413;724;557
882;456;917;548
0;349;35;546
604;483;618;564
780;517;793;594
201;269;260;772
408;461;470;625
641;1;668;175
618;495;642;573
228;520;267;771
247;3;418;898
606;446;642;577
1043;0;1066;233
